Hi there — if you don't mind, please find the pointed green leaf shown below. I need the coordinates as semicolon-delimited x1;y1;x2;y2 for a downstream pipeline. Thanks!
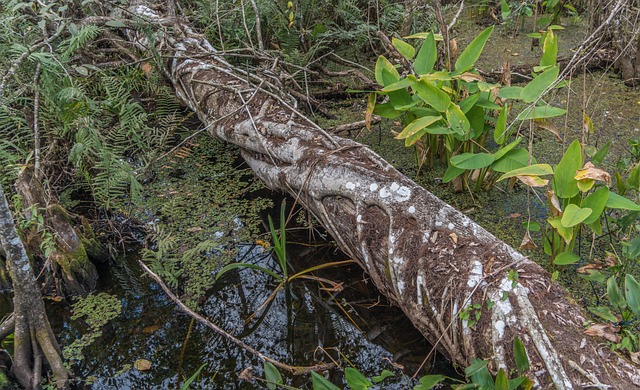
497;164;553;181
498;86;523;100
553;140;582;199
521;66;559;103
372;369;394;383
464;358;489;377
375;55;399;86
513;337;530;373
443;165;465;183
494;105;509;144
554;251;581;265
607;276;627;311
392;37;416;60
548;217;574;244
455;26;494;73
495;369;509;390
625;274;640;316
606;192;640;211
414;32;437;75
492;148;530;173
541;29;558;67
381;78;413;91
264;362;283;390
396;116;443;139
501;0;511;19
446;103;470;135
582;187;609;224
311;371;341;390
561;204;592;227
459;93;481;113
411;79;451;112
589;306;618;322
414;375;445;390
517;105;567;120
344;367;373;390
450;153;495;170
493;137;522;161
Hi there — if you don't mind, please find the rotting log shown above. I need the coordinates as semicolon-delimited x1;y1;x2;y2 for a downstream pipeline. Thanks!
129;5;640;388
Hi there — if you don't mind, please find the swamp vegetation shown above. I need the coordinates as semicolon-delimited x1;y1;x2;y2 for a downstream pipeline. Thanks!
1;0;640;388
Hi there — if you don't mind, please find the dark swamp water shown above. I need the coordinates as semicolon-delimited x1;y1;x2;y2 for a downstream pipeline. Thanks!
0;239;454;389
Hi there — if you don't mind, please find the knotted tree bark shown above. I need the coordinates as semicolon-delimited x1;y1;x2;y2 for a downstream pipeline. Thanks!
129;4;640;388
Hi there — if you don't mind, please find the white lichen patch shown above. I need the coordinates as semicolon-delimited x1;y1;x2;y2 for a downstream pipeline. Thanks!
369;183;378;192
467;260;484;288
357;214;362;222
379;183;412;202
416;273;424;303
447;223;455;230
345;182;356;190
495;320;506;338
408;206;416;214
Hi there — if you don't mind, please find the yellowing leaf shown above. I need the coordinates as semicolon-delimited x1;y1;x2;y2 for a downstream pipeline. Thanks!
516;175;549;187
574;162;611;186
519;230;537;250
455;72;485;82
396;116;442;139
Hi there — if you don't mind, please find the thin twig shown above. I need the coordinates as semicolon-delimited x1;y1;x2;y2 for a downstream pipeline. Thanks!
138;260;334;375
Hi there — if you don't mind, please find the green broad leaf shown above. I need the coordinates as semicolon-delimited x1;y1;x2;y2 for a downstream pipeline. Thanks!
455;26;494;73
105;20;127;28
523;221;541;231
414;32;437;75
553;139;582;199
508;377;527;390
581;187;609;224
381;78;413;92
411;78;451;112
495;369;509;390
414;375;445;390
626;162;640;191
498;86;524;100
476;96;502;110
264;362;283;390
561;204;592;228
443;165;465;183
492;148;530;173
450;153;495;170
589;306;618;322
372;369;394;383
446;103;470;135
405;124;452;146
541;29;558;67
623;235;640;260
497;164;553;181
392;37;416;60
215;262;282;281
625;274;640;316
464;359;489;377
607;276;627;311
521;66;559;103
396;116;442;139
311;371;341;390
554;251;581;265
580;270;605;283
344;367;373;390
375;56;399;86
459;93;481;113
513;337;530;373
588;218;603;235
494;105;509;144
548;217;574;245
466;106;486;138
493;137;522;161
516;105;567;120
409;106;438;117
373;102;403;119
388;89;414;110
501;0;511;19
606;192;640;211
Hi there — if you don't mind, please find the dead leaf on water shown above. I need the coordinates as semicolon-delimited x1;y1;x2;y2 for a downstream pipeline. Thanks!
134;359;152;371
187;226;203;233
142;325;161;334
238;366;254;382
519;230;537;250
584;324;620;343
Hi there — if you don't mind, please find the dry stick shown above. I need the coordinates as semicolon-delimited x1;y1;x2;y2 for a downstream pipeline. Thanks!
138;260;334;375
33;63;42;181
328;116;382;134
248;0;264;51
0;315;14;342
215;0;225;51
447;0;465;31
239;0;255;50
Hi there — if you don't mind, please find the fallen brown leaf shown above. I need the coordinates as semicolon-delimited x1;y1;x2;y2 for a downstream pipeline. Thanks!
584;324;620;343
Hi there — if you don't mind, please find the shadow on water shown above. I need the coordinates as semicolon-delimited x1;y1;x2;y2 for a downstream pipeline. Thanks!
43;226;456;389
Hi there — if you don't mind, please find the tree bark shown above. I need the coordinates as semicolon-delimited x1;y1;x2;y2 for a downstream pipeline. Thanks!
130;4;640;388
0;184;69;389
14;168;98;296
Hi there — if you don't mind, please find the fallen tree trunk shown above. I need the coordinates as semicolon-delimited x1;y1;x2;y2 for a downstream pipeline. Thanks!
130;5;639;388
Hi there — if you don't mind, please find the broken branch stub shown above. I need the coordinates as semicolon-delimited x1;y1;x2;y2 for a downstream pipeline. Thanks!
131;4;640;388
